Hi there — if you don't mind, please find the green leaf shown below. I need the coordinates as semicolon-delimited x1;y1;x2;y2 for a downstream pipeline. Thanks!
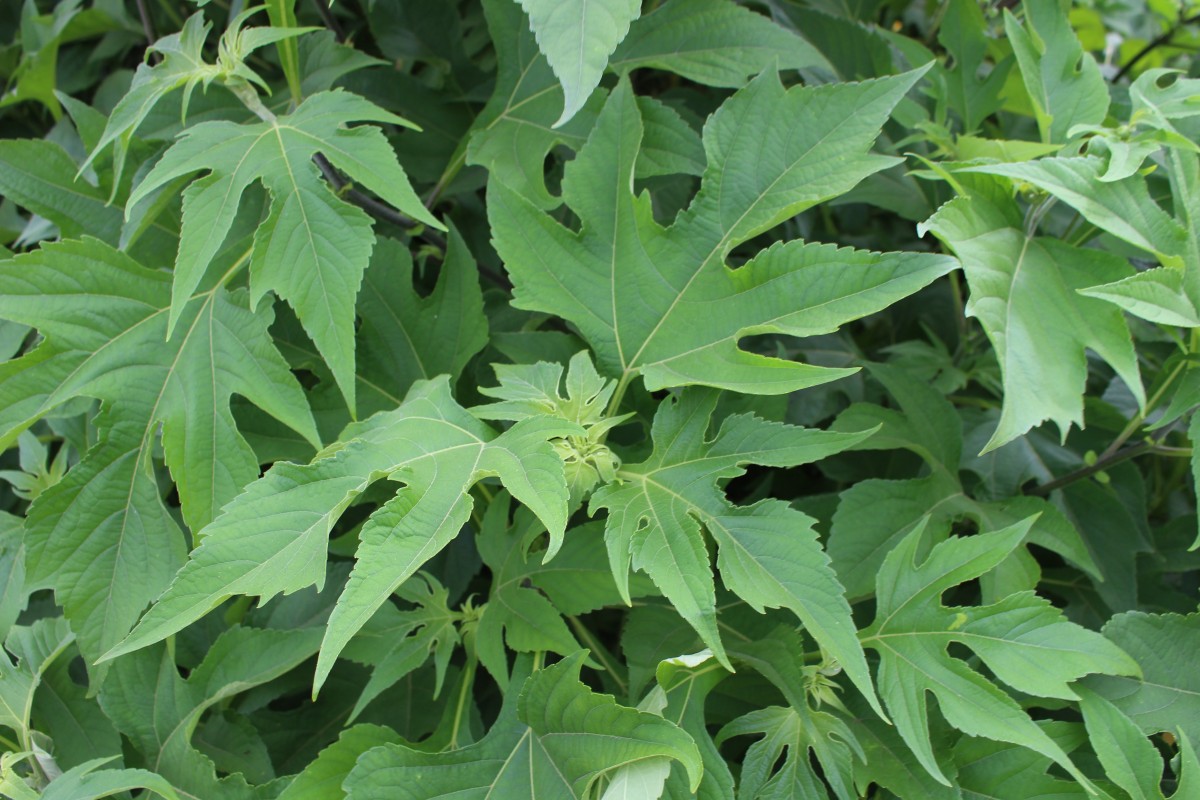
828;363;1099;601
609;0;831;87
474;497;585;687
516;0;640;127
966;157;1188;267
722;629;863;800
650;652;734;800
99;626;320;799
106;378;577;697
921;176;1142;451
342;573;461;720
861;518;1139;788
0;139;122;244
476;351;627;506
1;617;74;743
127;89;440;410
0;238;317;674
467;0;606;210
1077;686;1178;800
1079;267;1200;327
1085;611;1200;746
343;652;703;798
1004;0;1108;143
492;71;952;396
591;388;881;712
937;0;1012;133
35;756;181;800
356;230;488;417
953;724;1088;799
275;724;402;800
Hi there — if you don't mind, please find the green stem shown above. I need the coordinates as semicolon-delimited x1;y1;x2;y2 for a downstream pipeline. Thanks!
567;616;628;697
445;650;478;751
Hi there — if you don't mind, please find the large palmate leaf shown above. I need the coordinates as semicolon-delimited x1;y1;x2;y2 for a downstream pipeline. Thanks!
126;89;441;411
343;653;702;799
860;519;1140;788
0;238;317;674
106;377;578;695
491;71;954;396
921;175;1142;451
99;626;321;799
516;0;640;127
591;388;881;712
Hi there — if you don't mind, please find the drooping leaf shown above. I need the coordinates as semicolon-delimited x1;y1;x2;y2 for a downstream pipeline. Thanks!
966;157;1188;267
0;238;317;675
126;89;441;410
492;71;953;396
921;175;1143;451
343;652;703;799
515;0;640;127
591;388;881;713
861;518;1140;787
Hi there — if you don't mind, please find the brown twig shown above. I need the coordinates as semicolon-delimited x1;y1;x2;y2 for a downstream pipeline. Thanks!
1113;12;1200;82
1024;440;1191;497
311;0;347;44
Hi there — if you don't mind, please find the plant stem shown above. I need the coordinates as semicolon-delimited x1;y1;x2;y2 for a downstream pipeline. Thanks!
1027;441;1161;496
567;615;628;697
1113;12;1200;82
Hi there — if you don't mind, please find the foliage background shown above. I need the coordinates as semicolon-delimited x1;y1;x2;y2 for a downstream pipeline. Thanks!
0;0;1199;798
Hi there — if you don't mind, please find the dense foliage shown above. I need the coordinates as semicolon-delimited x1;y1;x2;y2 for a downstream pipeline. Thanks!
1;0;1199;797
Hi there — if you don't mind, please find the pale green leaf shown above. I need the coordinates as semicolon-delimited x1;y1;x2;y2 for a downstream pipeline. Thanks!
966;157;1188;267
1004;0;1108;143
516;0;640;127
492;71;952;396
105;378;576;699
921;176;1142;451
